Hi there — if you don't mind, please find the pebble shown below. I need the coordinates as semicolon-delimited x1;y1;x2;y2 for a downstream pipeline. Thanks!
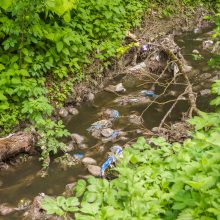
68;107;79;115
115;83;126;92
65;142;74;152
129;62;146;72
101;128;114;137
58;108;69;117
87;92;95;101
200;89;211;96
71;133;85;145
192;49;199;54
183;65;192;73
65;183;76;193
87;165;101;177
129;114;142;125
0;203;15;215
203;40;214;50
82;157;97;166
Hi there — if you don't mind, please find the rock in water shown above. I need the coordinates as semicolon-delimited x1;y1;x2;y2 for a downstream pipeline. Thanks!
58;108;69;117
101;128;114;137
87;92;95;101
115;83;126;92
203;40;214;50
71;133;84;145
0;203;16;215
82;157;97;165
68;107;79;115
183;64;192;73
87;165;101;177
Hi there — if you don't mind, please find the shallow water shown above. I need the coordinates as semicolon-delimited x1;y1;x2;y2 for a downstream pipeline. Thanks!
0;27;216;219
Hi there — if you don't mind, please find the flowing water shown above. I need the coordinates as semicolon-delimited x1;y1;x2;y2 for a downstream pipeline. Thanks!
0;27;216;219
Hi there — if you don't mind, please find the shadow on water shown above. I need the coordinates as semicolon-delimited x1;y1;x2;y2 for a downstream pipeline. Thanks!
0;27;217;219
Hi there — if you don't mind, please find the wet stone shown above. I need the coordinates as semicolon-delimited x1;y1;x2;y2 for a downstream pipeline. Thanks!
87;92;95;101
68;107;79;115
58;108;69;118
200;89;211;96
129;114;142;125
71;133;85;145
192;49;199;54
82;157;97;166
114;95;150;106
128;62;146;72
87;165;101;177
203;40;214;50
115;83;126;92
65;183;76;195
101;128;114;137
65;142;75;152
0;203;16;215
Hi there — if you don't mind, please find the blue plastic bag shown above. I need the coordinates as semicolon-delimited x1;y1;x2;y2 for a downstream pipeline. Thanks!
140;90;156;97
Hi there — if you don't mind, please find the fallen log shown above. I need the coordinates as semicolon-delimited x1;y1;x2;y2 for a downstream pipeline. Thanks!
0;132;35;161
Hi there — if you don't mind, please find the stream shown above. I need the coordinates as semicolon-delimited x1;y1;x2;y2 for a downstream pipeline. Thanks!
0;27;217;219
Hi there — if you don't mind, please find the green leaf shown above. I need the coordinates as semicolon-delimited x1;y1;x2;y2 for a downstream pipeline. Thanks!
80;203;99;215
66;197;79;207
0;0;13;10
75;179;87;197
0;91;7;101
56;41;64;53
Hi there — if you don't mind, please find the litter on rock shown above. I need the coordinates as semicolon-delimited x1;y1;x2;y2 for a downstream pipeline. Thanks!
111;110;120;119
140;90;156;97
87;120;112;132
73;153;84;160
100;145;123;177
100;156;116;177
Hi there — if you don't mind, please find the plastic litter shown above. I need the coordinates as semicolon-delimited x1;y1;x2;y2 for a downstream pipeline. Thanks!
100;156;116;177
110;130;120;139
111;145;123;156
73;153;84;160
100;145;123;177
141;44;151;52
111;109;120;119
140;90;156;97
87;120;111;132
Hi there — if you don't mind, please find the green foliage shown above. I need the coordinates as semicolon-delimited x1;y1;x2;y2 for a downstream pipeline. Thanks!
0;0;214;164
41;77;220;218
42;129;220;219
0;0;150;161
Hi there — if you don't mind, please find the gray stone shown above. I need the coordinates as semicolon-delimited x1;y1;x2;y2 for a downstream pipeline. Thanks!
71;133;84;145
129;114;142;125
203;40;214;50
65;183;76;192
65;142;74;152
101;128;114;137
88;92;95;101
87;165;101;177
183;64;192;73
58;108;68;118
212;41;220;55
115;83;126;92
0;203;15;215
82;157;97;166
192;49;199;54
68;107;79;115
129;62;146;72
200;89;211;96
